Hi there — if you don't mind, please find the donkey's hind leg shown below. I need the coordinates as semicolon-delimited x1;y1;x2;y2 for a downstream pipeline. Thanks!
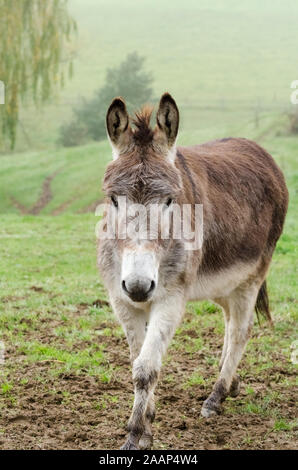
216;298;241;398
216;298;230;372
202;283;259;418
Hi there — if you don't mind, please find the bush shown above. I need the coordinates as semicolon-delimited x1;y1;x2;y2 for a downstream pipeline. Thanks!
59;52;153;146
58;120;88;147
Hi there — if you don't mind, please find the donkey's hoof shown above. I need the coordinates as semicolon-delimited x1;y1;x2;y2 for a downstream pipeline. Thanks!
201;396;222;418
201;404;220;418
139;432;153;450
201;406;218;418
120;440;139;450
229;375;241;398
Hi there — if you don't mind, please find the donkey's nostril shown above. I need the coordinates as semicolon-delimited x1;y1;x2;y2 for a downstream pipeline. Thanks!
149;280;155;292
122;280;128;293
121;277;155;302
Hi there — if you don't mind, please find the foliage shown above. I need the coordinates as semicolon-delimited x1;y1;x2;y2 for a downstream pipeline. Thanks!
59;120;88;147
0;0;76;149
59;52;153;146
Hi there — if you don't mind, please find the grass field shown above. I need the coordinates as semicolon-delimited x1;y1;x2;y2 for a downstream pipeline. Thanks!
0;121;297;448
0;0;297;450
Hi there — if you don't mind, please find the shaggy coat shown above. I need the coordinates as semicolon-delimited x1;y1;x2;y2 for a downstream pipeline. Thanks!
97;93;288;449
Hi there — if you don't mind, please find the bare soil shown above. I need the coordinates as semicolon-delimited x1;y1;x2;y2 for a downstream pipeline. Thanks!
1;315;297;451
10;169;62;216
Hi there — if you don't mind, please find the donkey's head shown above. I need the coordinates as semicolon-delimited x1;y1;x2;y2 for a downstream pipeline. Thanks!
103;93;184;303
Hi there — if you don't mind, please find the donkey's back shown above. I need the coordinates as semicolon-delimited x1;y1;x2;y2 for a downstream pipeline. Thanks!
178;137;288;274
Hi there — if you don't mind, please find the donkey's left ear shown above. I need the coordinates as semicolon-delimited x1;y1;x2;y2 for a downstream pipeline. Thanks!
106;97;130;158
156;93;179;147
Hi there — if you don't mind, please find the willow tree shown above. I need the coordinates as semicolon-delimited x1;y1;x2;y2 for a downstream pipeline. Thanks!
0;0;76;149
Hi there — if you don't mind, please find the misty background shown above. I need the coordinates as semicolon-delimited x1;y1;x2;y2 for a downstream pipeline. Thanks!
13;0;298;151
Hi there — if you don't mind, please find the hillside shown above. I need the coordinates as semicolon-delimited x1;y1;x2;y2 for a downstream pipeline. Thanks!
13;0;298;151
1;111;295;215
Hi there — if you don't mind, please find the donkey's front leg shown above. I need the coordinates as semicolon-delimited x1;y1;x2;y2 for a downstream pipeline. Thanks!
111;298;147;364
111;298;155;448
138;388;156;449
121;295;185;450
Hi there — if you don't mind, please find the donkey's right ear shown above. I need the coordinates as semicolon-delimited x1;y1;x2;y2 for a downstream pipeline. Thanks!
106;97;130;158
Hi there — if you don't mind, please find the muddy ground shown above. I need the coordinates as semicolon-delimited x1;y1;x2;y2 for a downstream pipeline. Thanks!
0;305;297;450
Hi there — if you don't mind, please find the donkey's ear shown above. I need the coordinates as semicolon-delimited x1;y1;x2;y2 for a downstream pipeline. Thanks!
156;93;179;147
106;97;130;157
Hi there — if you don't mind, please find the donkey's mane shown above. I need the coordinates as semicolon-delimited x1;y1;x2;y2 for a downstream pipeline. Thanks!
132;105;154;145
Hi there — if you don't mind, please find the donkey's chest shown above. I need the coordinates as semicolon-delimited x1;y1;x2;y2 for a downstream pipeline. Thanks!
186;261;258;301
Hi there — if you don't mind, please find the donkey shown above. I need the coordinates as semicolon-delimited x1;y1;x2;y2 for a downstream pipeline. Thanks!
97;93;288;449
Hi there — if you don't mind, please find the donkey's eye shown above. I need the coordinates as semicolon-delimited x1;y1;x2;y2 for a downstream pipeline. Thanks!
111;195;118;208
166;197;173;207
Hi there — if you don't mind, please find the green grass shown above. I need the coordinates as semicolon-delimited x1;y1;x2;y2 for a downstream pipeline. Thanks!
0;142;110;214
184;371;206;388
18;342;109;378
273;418;298;432
1;382;13;395
0;214;118;385
2;114;298;217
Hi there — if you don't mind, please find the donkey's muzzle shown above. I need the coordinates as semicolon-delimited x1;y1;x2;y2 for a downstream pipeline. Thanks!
122;276;155;302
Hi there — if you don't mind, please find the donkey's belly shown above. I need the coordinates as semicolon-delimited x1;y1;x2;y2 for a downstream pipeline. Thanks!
187;260;259;301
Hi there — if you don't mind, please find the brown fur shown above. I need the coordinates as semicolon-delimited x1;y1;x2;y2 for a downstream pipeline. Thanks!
103;148;181;203
177;138;288;277
98;94;289;449
102;105;289;321
132;105;154;146
103;118;288;293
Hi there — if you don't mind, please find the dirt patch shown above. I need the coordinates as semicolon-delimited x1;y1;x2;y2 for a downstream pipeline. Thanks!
51;196;79;216
1;294;28;303
92;299;110;308
11;169;62;216
0;310;297;450
11;177;102;216
29;285;47;293
77;299;110;309
10;197;28;215
29;169;62;215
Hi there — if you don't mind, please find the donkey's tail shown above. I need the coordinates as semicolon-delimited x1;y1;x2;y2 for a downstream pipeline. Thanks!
255;280;273;327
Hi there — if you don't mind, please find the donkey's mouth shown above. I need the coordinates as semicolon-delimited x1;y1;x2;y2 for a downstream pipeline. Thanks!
122;279;155;302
